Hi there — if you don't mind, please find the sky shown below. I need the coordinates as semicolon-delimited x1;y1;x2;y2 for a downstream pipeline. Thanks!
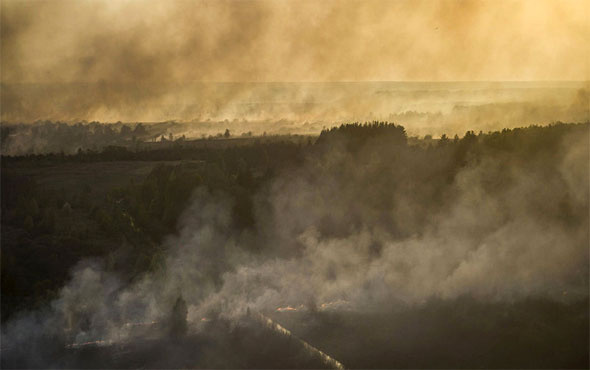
1;0;589;84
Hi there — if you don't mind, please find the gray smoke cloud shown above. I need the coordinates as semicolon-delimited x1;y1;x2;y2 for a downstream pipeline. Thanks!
3;0;587;84
1;82;588;156
2;125;588;366
1;0;588;125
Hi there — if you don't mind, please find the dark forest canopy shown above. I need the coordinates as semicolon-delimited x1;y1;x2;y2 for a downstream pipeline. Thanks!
2;118;588;156
316;122;408;150
1;121;588;368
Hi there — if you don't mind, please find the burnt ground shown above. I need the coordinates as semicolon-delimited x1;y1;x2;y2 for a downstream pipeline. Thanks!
1;316;329;369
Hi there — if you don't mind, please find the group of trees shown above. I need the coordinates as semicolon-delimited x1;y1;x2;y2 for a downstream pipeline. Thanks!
316;121;407;149
0;138;306;321
0;121;154;155
1;120;253;156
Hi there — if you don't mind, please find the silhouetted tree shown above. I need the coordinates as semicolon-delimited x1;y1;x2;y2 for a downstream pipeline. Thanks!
170;296;188;338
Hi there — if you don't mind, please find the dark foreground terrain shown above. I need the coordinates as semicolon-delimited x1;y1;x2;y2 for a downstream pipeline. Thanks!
2;316;329;369
3;299;587;369
270;298;589;369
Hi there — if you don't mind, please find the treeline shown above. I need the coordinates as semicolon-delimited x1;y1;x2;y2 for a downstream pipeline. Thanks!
306;122;587;239
316;121;407;149
1;121;155;154
1;139;308;164
1;120;232;156
0;120;302;156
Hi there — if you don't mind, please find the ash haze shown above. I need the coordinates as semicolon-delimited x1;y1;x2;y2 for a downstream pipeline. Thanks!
1;0;589;129
1;1;589;369
2;0;588;82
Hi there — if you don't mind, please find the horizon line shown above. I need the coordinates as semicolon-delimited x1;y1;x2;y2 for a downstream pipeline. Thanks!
1;80;588;84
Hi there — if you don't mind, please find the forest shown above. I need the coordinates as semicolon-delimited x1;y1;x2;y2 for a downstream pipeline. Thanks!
1;121;588;368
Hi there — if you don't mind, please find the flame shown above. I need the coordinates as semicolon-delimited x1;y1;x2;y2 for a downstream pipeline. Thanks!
66;340;111;349
319;300;351;311
62;307;347;370
276;300;351;312
276;304;304;312
254;312;345;369
66;321;158;349
124;320;158;327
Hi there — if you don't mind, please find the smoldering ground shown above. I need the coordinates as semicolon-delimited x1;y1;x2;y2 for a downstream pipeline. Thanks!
1;123;588;368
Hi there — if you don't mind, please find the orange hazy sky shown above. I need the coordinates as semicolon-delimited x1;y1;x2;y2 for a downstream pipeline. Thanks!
1;0;588;83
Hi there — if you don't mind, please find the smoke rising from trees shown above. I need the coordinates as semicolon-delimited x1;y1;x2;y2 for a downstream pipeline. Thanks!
2;123;588;367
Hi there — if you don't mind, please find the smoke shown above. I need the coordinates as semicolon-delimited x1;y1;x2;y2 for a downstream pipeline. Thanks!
2;0;587;83
2;124;588;368
198;129;588;316
1;82;588;155
1;0;588;124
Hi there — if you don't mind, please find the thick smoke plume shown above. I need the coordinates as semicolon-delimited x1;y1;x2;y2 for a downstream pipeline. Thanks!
1;82;588;155
2;0;587;84
1;0;588;124
2;124;588;367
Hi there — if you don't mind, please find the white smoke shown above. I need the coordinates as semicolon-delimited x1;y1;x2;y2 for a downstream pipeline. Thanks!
1;125;588;365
